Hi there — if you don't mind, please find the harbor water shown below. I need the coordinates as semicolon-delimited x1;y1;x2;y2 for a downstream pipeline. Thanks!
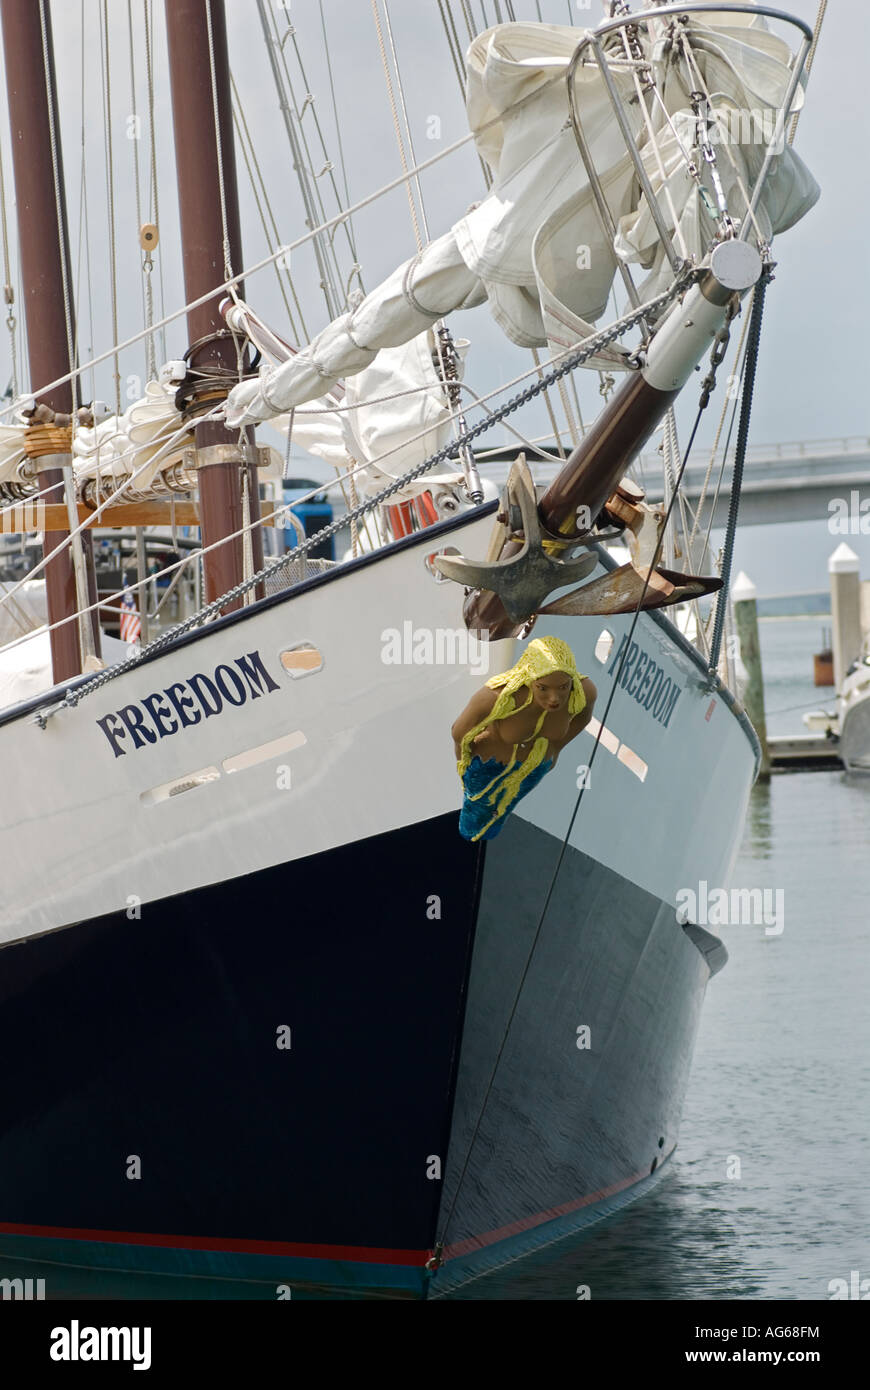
448;616;870;1299
6;620;866;1302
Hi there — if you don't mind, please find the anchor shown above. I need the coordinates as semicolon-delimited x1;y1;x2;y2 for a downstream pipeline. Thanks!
432;454;721;629
432;455;599;623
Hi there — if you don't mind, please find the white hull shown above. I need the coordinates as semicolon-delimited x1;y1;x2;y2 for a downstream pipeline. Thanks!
838;663;870;773
0;504;756;947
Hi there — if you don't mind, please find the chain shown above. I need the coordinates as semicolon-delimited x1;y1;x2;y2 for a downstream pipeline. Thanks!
698;293;739;410
39;269;700;720
435;322;483;503
689;91;735;238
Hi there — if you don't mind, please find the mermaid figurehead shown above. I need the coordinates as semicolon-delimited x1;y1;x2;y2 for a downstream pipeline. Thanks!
454;635;591;842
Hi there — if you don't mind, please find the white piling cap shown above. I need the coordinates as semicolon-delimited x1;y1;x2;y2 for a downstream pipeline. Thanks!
828;542;860;574
732;570;756;602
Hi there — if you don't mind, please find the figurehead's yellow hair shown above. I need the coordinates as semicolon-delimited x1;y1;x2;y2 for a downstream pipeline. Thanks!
457;635;586;839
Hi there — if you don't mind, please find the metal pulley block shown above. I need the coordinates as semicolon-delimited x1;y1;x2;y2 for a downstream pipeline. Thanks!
431;454;598;622
603;489;668;573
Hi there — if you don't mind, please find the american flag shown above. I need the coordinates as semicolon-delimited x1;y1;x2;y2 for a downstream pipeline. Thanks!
119;589;141;645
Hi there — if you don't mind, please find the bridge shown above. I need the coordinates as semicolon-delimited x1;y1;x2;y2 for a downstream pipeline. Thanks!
478;436;870;529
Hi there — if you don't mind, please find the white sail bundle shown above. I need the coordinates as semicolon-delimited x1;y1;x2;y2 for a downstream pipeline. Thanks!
0;378;286;509
71;381;188;497
0;421;38;488
225;1;818;429
278;329;470;504
0;382;187;497
0;580;47;646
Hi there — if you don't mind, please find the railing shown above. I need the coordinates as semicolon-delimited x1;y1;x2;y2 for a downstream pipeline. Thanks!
635;436;870;473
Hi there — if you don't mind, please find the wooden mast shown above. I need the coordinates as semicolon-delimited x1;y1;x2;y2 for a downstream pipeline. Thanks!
164;0;264;614
0;0;101;680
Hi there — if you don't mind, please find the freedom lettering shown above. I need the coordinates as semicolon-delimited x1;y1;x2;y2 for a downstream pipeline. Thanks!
95;650;280;757
606;634;682;728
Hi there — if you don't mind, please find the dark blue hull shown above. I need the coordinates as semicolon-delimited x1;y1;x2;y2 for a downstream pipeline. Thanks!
0;806;720;1298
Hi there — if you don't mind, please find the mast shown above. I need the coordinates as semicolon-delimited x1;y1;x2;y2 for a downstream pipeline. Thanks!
0;0;101;680
164;0;264;614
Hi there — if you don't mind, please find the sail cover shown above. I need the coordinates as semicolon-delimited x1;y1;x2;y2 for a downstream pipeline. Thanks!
278;329;471;502
223;1;818;427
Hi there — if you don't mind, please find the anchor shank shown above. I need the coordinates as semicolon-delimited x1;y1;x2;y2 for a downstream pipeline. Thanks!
539;373;678;541
465;372;676;636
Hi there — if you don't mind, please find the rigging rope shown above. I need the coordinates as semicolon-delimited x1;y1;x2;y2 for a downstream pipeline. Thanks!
282;1;360;294
317;0;357;255
231;79;308;343
126;0;146;358
261;0;342;317
383;0;431;245
142;0;167;366
437;0;470;98
684;0;820;584
0;106;18;398
707;265;770;674
99;0;121;416
787;0;827;146
38;0;78;408
41;270;699;714
371;0;425;253
204;0;233;285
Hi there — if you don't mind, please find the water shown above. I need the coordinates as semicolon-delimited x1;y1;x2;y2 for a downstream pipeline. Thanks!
758;615;836;738
449;618;870;1299
6;623;867;1302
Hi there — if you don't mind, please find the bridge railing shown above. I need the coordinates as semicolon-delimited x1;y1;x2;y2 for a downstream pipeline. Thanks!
636;435;870;473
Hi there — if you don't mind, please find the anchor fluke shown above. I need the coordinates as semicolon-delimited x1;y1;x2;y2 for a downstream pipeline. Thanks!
537;563;722;617
432;454;598;623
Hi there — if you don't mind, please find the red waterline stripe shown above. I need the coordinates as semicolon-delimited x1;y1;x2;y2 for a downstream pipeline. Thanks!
443;1153;673;1261
0;1222;425;1268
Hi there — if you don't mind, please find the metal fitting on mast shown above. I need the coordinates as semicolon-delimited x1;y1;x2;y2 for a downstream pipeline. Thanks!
434;323;483;506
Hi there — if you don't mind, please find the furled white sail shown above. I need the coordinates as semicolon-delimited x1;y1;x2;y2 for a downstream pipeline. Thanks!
0;580;46;646
279;328;471;503
0;628;129;710
0;379;283;512
0;382;187;495
72;381;187;496
225;2;818;430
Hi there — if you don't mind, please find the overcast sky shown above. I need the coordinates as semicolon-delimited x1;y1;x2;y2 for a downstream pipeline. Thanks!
0;0;863;595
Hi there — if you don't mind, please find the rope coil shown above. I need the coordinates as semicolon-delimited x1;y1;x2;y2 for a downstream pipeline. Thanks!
22;424;73;458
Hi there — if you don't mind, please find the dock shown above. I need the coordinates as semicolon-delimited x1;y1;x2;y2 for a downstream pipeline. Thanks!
768;733;843;771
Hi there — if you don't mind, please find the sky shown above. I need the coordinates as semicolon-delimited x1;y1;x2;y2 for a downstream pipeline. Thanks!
0;0;864;598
